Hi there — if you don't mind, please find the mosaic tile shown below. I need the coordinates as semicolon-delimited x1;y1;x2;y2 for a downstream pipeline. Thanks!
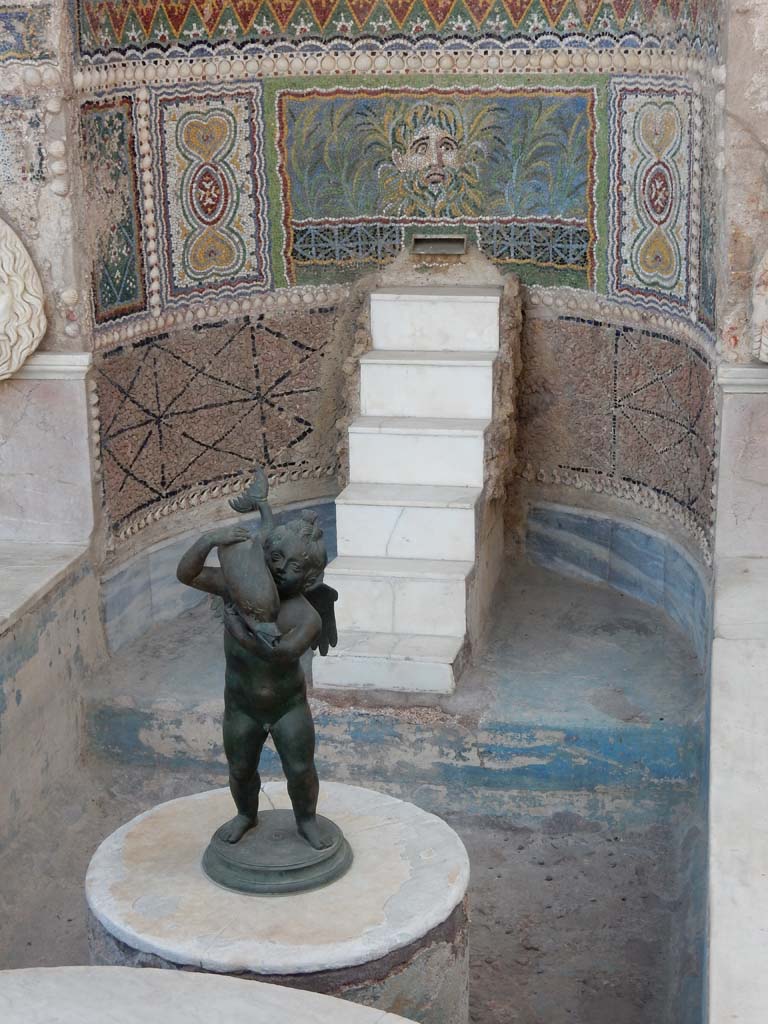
74;0;723;59
150;83;271;308
0;96;45;238
0;3;51;61
80;96;146;323
94;308;339;534
518;317;715;549
275;84;596;287
608;78;696;317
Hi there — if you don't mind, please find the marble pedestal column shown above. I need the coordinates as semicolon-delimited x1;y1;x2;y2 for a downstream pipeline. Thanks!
86;782;470;1024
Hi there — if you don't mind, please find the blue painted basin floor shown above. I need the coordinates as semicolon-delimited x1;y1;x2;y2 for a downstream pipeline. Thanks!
87;561;706;825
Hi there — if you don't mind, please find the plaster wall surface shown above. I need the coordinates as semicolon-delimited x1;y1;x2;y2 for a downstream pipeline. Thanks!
0;557;106;850
709;370;768;1024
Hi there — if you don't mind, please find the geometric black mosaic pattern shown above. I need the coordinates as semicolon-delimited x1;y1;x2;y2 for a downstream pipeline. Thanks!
95;308;337;531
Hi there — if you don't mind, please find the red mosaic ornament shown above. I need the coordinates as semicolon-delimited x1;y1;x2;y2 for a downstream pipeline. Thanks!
268;0;303;28
307;0;339;27
104;0;132;38
639;0;662;22
539;0;569;24
499;0;535;27
386;0;419;26
348;0;378;26
611;0;634;24
423;0;457;27
230;0;262;30
573;0;603;28
465;0;495;26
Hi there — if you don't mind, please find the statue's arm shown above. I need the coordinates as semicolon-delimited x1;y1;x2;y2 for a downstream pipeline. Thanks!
223;604;320;665
176;527;248;597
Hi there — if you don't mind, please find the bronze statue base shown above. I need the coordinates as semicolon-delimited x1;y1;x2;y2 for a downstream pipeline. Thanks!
202;809;353;895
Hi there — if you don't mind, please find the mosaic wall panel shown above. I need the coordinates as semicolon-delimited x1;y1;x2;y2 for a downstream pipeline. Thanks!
94;307;340;533
697;89;718;332
0;3;51;61
608;79;695;318
80;96;146;323
518;316;715;552
0;96;45;237
150;83;271;308
275;84;597;287
74;0;722;59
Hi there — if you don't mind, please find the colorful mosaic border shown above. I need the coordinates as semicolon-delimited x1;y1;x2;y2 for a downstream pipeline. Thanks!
608;77;699;319
74;0;723;61
149;82;272;309
80;95;147;324
80;72;715;346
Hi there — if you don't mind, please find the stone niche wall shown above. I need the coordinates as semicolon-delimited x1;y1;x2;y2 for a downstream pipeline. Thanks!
517;311;716;563
71;0;725;559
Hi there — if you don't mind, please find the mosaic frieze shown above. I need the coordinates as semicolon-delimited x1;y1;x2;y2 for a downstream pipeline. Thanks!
519;316;715;549
94;308;339;533
80;97;146;323
150;83;271;308
0;3;52;61
608;79;696;318
276;84;596;286
74;0;722;59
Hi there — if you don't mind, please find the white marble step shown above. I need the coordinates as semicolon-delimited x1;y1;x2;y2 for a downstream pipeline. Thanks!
371;287;501;352
360;350;495;419
324;555;472;637
335;483;480;561
312;630;465;694
348;416;488;487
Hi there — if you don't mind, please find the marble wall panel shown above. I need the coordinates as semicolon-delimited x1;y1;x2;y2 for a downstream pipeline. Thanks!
0;378;94;544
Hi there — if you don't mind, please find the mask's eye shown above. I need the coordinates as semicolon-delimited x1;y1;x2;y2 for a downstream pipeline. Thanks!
271;551;280;562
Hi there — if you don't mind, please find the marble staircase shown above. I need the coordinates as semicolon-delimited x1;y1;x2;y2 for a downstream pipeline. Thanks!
313;287;502;695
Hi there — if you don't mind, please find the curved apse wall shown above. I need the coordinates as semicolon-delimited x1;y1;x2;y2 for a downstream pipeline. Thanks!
74;0;724;565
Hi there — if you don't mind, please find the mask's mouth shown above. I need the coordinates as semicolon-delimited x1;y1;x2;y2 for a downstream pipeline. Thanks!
424;168;446;186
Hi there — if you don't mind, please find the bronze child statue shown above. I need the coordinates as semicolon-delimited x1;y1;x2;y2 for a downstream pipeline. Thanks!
176;466;338;855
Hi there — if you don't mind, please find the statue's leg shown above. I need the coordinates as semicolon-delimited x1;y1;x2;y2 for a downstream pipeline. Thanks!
271;698;332;851
220;703;268;844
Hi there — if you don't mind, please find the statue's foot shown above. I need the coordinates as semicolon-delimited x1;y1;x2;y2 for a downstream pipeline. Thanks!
297;815;333;850
218;813;255;844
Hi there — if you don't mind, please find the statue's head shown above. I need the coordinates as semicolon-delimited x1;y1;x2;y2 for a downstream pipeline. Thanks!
0;218;47;380
264;510;327;597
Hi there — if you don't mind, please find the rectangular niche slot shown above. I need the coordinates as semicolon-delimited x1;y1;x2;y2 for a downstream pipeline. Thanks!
410;235;467;256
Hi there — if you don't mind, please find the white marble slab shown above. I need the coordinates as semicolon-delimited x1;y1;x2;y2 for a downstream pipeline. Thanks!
370;288;501;352
0;967;415;1023
0;378;94;543
85;782;469;974
313;631;464;693
715;391;768;557
709;635;768;1024
348;417;487;487
0;542;87;626
360;351;494;419
326;557;470;637
336;499;477;561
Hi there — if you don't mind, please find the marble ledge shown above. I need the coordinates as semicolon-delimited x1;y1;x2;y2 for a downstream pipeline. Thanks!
0;542;88;632
0;967;415;1024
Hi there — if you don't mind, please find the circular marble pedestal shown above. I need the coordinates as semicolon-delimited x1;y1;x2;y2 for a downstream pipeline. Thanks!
0;967;416;1024
86;782;470;1024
